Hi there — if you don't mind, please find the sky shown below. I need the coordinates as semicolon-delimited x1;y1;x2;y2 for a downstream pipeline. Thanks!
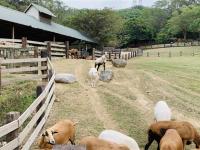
61;0;157;9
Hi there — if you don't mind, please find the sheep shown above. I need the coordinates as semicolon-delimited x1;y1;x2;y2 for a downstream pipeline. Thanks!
69;49;79;59
98;130;140;150
160;129;183;150
79;136;130;150
145;121;200;150
95;54;107;71
154;101;172;122
38;119;77;149
88;67;99;88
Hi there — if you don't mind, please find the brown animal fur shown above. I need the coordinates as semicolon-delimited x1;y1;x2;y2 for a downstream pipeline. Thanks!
145;121;200;150
69;49;79;59
79;136;130;150
38;119;77;149
160;129;183;150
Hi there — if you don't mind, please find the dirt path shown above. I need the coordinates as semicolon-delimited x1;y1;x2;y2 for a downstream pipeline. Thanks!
74;61;120;130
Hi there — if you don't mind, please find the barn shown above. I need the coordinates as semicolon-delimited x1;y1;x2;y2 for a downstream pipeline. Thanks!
0;3;96;45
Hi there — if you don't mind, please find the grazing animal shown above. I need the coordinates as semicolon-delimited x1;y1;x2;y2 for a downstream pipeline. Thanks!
145;121;200;150
154;101;172;122
79;136;130;150
160;129;183;150
95;55;106;71
99;130;140;150
38;119;77;149
69;49;79;59
88;67;99;88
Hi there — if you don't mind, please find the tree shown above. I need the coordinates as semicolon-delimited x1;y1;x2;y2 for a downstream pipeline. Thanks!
166;6;197;40
69;8;123;47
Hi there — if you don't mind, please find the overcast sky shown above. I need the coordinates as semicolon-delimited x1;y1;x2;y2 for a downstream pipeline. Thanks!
61;0;157;9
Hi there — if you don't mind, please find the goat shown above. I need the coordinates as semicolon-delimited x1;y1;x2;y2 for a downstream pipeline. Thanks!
95;55;106;71
160;129;183;150
154;101;172;122
38;119;77;149
98;130;140;150
145;121;200;150
79;136;130;150
88;68;99;88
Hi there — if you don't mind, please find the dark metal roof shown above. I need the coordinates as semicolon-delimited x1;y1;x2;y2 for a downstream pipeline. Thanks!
25;3;56;17
0;5;95;43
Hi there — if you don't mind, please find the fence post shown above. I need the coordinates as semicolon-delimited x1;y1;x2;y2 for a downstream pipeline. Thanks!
109;52;111;60
47;42;51;60
41;50;48;81
92;48;95;60
180;51;182;56
22;37;27;48
6;112;20;143
125;54;128;60
119;49;121;59
158;52;160;57
36;85;46;126
34;47;38;58
114;53;117;59
0;61;1;94
65;41;69;59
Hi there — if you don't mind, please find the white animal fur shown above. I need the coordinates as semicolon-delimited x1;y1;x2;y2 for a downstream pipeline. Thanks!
154;100;172;122
99;130;140;150
88;68;99;87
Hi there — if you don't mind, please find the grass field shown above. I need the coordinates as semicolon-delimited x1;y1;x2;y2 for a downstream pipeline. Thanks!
33;47;200;150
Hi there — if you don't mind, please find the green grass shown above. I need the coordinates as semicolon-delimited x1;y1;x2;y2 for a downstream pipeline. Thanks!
0;81;37;125
98;90;150;148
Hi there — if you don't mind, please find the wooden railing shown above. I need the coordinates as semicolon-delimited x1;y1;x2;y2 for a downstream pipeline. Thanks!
94;48;143;60
0;58;55;150
0;38;68;59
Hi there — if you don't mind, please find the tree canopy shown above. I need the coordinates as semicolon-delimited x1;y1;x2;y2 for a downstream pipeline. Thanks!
0;0;200;47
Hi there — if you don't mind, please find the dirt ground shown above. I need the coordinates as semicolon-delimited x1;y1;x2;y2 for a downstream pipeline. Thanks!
33;55;200;150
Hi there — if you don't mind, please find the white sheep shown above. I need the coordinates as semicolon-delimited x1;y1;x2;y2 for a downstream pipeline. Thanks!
98;130;140;150
95;55;107;71
88;68;99;88
154;100;172;122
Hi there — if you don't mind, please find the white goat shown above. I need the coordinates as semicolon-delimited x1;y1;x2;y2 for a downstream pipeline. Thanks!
95;55;106;71
88;68;99;88
99;130;140;150
154;100;172;122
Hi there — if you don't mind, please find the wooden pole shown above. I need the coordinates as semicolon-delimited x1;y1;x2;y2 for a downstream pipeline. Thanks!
22;37;27;48
92;48;95;60
12;24;15;39
47;42;51;60
0;61;1;94
36;85;45;126
41;51;48;81
53;35;56;42
6;112;20;143
65;41;69;59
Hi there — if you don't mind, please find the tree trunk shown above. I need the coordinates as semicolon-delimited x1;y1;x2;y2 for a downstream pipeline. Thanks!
183;31;187;41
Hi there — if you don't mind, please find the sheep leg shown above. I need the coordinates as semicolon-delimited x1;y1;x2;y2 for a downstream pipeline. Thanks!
97;64;100;71
145;130;155;150
103;63;105;71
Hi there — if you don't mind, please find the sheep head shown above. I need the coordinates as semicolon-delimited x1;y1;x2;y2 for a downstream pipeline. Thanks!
41;129;58;145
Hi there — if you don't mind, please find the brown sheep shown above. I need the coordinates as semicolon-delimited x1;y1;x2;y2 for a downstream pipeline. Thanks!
79;136;130;150
160;129;184;150
145;121;200;150
69;49;79;59
38;119;77;149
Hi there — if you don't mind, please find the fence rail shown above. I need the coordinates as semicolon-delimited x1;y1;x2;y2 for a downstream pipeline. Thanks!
0;58;55;150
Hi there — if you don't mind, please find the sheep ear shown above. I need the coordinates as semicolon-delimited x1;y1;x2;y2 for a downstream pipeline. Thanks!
160;128;167;136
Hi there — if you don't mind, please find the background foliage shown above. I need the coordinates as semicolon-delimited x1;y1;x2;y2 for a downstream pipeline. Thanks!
0;0;200;47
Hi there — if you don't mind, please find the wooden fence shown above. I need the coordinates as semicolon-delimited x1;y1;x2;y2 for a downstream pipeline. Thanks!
140;41;200;50
0;38;68;59
94;48;143;60
0;58;55;150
